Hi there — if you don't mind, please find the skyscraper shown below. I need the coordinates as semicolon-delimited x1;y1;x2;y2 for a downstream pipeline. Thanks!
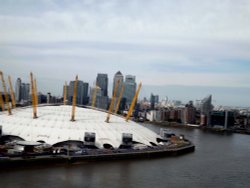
150;93;158;110
68;80;89;105
20;83;30;102
15;78;30;104
96;73;108;97
113;71;124;97
15;78;22;102
82;82;89;105
89;86;108;110
123;75;136;107
200;95;213;125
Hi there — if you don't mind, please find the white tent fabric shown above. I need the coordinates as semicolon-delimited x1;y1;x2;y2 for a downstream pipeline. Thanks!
0;105;160;148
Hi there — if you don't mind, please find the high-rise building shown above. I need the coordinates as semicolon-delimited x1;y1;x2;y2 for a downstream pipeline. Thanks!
150;93;156;110
15;78;22;102
68;80;89;105
89;86;109;110
20;83;30;102
200;95;213;125
210;110;235;129
15;78;30;104
96;73;108;97
182;101;196;124
89;86;102;105
82;82;89;105
113;71;124;96
123;75;136;107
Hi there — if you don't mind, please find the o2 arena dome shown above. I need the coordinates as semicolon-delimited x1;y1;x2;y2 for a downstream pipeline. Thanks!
0;105;161;149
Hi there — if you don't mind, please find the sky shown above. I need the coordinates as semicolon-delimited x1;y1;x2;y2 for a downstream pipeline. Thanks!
0;0;250;107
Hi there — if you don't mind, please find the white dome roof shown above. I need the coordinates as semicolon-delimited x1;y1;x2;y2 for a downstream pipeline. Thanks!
0;105;160;149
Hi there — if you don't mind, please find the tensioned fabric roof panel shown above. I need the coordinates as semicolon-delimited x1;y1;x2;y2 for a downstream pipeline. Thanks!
0;105;160;148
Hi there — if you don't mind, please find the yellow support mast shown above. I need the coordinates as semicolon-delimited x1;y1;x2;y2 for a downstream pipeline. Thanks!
0;91;4;112
8;76;16;109
91;83;98;108
115;83;124;114
71;75;78;121
125;82;142;122
63;81;67;105
105;80;120;123
34;78;38;107
0;71;11;115
30;72;37;119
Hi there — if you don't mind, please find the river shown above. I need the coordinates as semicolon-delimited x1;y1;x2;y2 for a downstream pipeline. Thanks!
0;124;249;188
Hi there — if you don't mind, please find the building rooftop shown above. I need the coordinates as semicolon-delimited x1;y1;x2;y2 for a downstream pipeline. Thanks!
0;105;160;148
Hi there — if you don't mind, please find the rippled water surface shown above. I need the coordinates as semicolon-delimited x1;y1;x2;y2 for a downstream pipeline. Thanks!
0;124;249;188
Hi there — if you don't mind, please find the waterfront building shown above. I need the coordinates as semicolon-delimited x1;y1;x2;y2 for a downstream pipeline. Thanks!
169;109;178;121
147;110;162;122
167;108;183;123
96;73;108;97
123;75;136;107
161;109;170;121
211;111;235;129
200;95;213;126
182;101;196;124
200;115;207;126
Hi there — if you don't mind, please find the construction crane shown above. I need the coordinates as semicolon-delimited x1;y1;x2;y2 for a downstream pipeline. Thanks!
106;80;119;123
63;81;67;105
30;72;37;119
91;83;98;108
71;75;78;121
8;76;16;109
0;71;12;115
125;82;142;122
115;83;124;114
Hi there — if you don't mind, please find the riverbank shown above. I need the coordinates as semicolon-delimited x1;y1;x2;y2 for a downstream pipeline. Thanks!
0;144;195;169
144;121;250;135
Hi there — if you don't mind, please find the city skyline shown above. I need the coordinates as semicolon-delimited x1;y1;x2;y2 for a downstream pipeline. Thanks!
0;0;250;106
3;73;249;108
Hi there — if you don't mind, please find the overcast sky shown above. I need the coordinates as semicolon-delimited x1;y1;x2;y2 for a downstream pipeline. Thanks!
0;0;250;106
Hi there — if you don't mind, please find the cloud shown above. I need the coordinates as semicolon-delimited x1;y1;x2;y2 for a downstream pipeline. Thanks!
1;0;250;43
0;0;250;106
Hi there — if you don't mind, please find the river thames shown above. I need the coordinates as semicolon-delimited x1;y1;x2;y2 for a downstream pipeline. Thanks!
0;124;249;188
